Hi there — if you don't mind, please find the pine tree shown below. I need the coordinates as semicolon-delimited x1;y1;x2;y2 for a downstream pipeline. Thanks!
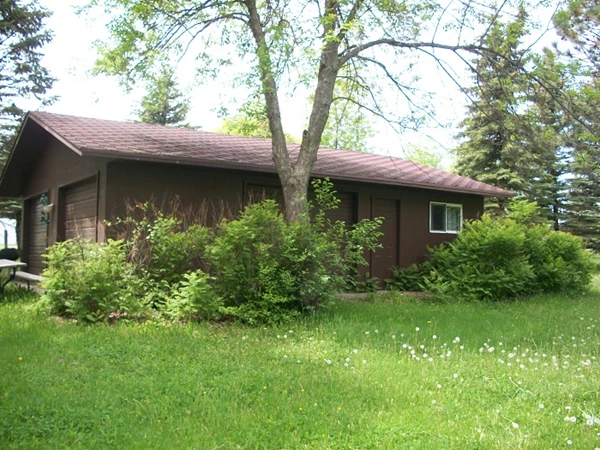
454;8;534;213
138;66;189;126
524;50;575;230
0;0;55;246
563;79;600;250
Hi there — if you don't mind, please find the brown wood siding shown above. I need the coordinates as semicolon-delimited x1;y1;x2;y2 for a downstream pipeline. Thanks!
27;196;47;275
105;161;484;278
371;198;399;280
63;178;98;241
247;184;355;229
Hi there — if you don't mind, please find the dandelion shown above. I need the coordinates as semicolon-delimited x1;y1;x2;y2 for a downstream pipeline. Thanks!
432;400;437;404
460;345;465;350
375;329;379;334
345;357;350;362
488;347;495;353
564;416;577;423
365;331;370;335
436;383;442;389
433;335;437;340
362;360;367;364
325;359;332;365
512;422;519;429
452;337;460;344
567;440;573;446
538;404;545;409
353;349;358;354
392;335;396;340
453;373;459;379
415;327;420;332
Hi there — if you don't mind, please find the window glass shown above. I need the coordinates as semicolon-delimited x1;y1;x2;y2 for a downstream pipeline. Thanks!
446;206;461;232
431;203;446;231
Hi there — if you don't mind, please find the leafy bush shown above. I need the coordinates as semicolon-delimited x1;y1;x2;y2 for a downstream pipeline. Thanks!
525;226;595;292
41;239;144;323
42;180;383;325
208;192;381;323
385;264;426;292
165;270;223;322
423;215;594;301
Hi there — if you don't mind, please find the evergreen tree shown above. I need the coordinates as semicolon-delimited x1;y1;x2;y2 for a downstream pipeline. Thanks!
554;0;600;72
524;50;575;230
455;8;533;213
563;79;600;250
138;66;189;126
0;0;55;246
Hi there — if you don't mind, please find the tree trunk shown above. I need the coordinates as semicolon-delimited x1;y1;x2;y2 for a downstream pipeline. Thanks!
245;0;341;222
280;172;310;222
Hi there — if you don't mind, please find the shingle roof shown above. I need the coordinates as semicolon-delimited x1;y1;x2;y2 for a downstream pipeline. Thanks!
28;111;513;197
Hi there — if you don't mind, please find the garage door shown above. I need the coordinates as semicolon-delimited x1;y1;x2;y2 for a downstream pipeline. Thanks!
27;196;47;275
63;178;98;241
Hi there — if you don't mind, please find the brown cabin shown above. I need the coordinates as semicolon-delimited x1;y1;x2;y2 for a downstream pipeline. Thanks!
0;112;512;278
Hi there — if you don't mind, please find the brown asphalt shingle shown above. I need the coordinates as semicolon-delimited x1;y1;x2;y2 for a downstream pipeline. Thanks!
29;111;513;197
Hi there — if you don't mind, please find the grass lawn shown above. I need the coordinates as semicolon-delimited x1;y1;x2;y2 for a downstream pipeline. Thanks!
1;281;599;449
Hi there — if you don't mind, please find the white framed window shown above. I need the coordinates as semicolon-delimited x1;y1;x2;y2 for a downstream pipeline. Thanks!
430;202;463;234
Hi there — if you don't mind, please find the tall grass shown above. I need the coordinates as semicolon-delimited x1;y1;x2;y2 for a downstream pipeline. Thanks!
1;281;599;449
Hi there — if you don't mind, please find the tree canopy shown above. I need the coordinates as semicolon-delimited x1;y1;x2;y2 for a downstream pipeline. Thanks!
89;0;542;221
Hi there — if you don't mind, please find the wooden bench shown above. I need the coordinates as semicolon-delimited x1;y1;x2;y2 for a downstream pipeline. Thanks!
14;271;43;290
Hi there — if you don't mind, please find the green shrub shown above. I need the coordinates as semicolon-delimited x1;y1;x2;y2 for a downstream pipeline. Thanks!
41;239;145;323
385;264;426;292
423;215;594;301
126;213;209;284
208;180;382;323
208;200;333;323
165;270;223;322
525;226;594;292
41;181;383;325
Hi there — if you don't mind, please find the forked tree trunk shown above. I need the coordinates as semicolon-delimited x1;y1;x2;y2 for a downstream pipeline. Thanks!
280;173;310;223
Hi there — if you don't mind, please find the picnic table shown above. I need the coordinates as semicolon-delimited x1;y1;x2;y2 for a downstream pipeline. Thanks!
0;259;27;294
